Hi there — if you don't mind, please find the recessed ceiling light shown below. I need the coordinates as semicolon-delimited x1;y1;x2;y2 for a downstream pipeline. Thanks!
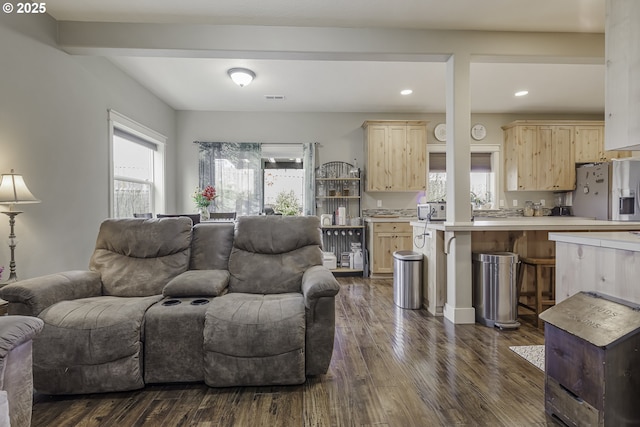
515;90;529;97
400;89;413;96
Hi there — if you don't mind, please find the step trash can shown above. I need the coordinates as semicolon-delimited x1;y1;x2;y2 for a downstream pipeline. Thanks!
393;250;423;309
472;252;520;329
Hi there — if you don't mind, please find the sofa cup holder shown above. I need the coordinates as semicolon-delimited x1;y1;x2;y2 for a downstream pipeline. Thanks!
162;299;182;306
191;299;210;306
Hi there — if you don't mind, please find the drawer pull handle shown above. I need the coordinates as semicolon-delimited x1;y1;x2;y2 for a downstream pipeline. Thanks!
559;383;584;403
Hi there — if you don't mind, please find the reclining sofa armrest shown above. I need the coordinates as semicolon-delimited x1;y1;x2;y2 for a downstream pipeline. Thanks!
301;265;340;308
0;315;44;359
0;270;102;316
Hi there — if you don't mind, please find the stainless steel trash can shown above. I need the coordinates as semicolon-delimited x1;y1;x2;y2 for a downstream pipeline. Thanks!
472;252;520;329
393;251;423;309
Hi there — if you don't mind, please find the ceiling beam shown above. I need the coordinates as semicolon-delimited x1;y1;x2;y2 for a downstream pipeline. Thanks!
57;21;604;65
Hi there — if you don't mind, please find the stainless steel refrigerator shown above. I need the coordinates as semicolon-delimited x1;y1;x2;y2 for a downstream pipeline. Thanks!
612;158;640;221
572;163;611;220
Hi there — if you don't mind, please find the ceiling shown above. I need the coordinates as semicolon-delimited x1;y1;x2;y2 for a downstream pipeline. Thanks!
45;0;607;114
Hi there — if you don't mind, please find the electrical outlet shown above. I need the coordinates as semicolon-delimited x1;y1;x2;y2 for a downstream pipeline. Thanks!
499;199;505;208
377;200;382;208
512;199;518;207
540;199;545;206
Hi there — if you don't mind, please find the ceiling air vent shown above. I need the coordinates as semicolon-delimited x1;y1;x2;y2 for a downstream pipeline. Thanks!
265;95;286;101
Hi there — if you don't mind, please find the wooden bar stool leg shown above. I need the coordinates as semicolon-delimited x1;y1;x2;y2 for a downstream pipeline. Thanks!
536;265;544;328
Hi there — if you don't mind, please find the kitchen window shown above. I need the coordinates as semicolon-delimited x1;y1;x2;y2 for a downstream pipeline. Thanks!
426;145;500;209
109;110;166;218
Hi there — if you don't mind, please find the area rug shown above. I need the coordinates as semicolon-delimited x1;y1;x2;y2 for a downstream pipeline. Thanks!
509;345;545;372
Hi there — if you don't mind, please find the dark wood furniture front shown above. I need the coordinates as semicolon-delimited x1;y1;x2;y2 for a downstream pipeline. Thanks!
540;292;640;426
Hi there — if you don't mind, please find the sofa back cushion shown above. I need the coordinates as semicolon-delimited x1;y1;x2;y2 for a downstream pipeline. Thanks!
89;218;192;297
228;216;323;294
189;222;235;270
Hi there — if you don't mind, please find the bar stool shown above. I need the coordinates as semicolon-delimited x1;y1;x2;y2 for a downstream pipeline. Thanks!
517;256;556;328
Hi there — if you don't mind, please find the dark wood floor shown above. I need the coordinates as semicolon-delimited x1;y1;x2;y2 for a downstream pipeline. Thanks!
32;277;556;426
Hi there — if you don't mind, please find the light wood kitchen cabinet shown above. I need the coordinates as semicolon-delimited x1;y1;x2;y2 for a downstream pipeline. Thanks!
503;122;575;191
367;222;413;275
537;125;575;191
362;120;427;192
504;124;537;191
574;124;632;162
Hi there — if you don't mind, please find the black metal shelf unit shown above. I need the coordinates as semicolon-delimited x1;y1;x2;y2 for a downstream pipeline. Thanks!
315;161;366;276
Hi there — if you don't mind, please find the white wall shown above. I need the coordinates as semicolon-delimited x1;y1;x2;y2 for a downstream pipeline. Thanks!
0;15;176;279
176;111;602;213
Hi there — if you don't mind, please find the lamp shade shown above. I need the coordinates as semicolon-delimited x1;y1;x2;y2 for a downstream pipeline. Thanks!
227;68;255;87
0;169;40;205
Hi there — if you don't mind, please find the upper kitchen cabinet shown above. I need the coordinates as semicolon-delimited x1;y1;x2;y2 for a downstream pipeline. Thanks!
605;0;640;151
574;123;632;162
362;120;427;192
503;121;575;191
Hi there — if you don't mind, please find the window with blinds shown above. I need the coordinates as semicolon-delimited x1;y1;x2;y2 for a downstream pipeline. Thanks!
112;128;156;218
427;151;497;209
109;110;166;218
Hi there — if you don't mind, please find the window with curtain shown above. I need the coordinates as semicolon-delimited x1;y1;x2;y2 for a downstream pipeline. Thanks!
197;142;263;216
427;149;497;209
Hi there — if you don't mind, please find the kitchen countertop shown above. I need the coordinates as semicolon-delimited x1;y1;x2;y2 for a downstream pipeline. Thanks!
409;217;640;231
549;231;640;252
365;216;417;223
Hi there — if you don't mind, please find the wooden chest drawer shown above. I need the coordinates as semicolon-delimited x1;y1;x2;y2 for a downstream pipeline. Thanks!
373;222;412;233
545;325;604;409
546;376;600;427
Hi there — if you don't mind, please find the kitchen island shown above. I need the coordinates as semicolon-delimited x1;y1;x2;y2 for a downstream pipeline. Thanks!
550;231;640;305
407;218;640;321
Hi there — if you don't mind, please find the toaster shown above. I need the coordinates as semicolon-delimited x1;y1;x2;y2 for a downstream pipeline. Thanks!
417;202;446;221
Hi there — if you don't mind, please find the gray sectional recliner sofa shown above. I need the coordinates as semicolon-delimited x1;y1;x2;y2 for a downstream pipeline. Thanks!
0;215;340;395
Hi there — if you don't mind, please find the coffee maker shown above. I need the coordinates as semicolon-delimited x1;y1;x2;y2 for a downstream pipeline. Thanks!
552;191;573;216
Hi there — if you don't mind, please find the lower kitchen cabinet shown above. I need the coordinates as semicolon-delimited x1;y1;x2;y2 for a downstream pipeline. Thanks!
366;221;413;275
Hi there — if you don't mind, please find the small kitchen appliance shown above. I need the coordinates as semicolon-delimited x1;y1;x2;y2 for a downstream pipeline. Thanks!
551;206;573;216
551;191;573;216
417;202;446;221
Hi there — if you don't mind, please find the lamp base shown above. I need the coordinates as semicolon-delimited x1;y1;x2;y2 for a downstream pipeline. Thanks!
1;211;22;284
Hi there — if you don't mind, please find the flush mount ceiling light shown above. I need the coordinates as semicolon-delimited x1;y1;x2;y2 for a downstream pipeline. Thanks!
227;68;256;87
400;89;413;95
515;90;529;97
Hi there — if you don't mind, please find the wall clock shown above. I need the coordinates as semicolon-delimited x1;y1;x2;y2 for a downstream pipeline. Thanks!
434;123;446;142
471;123;487;141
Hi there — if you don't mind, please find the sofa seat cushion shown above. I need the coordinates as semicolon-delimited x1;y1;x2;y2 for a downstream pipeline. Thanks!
34;294;162;394
203;293;305;386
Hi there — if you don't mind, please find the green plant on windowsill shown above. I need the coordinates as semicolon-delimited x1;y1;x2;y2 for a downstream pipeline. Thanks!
273;190;301;216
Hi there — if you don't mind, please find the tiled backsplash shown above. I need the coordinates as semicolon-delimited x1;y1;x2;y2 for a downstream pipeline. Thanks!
363;208;418;217
362;207;552;218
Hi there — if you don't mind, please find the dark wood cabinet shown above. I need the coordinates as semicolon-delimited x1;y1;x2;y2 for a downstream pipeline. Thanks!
540;292;640;427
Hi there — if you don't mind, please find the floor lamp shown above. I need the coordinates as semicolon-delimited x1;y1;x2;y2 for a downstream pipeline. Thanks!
0;169;40;284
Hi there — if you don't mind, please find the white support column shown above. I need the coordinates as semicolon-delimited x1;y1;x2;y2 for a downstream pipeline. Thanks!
443;53;475;325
